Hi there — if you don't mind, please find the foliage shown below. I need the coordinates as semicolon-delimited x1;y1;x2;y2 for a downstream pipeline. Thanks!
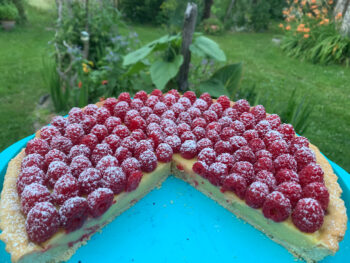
0;2;18;20
201;17;224;35
280;0;350;65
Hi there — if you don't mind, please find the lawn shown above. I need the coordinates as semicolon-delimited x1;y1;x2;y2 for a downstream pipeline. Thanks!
0;5;349;172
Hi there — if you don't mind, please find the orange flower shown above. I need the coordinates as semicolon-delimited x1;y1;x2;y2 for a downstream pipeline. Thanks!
101;80;108;85
328;0;333;4
311;0;316;3
279;23;284;28
297;24;305;32
286;25;291;30
311;5;318;9
78;81;82;88
307;12;312;18
323;18;329;24
303;27;310;33
301;0;306;6
294;0;298;3
304;34;310;38
335;12;342;20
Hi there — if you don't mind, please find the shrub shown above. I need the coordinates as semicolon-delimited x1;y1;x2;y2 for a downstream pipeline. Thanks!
201;17;224;35
281;0;350;65
119;0;164;25
0;3;18;20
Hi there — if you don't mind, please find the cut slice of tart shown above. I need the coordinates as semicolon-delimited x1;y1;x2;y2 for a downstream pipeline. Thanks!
0;90;347;263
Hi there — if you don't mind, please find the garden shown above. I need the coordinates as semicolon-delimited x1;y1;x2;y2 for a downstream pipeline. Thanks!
0;0;349;173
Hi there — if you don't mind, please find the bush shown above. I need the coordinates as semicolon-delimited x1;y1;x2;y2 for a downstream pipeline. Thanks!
119;0;164;25
281;0;350;65
201;17;224;35
0;3;18;20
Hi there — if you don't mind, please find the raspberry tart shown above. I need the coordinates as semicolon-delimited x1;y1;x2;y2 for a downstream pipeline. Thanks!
0;90;347;262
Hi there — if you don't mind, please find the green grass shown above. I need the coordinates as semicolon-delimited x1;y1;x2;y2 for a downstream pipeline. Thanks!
0;4;55;151
0;7;349;173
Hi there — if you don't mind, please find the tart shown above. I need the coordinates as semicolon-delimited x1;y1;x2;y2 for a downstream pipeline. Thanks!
0;90;347;263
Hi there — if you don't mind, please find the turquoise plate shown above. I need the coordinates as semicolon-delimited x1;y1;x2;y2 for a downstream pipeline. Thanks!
0;135;349;263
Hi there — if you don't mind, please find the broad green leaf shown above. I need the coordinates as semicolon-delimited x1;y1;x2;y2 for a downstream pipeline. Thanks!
124;61;148;76
150;55;183;90
123;45;154;66
197;79;230;98
191;36;226;62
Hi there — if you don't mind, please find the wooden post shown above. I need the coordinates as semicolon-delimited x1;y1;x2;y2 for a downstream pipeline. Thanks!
178;3;198;92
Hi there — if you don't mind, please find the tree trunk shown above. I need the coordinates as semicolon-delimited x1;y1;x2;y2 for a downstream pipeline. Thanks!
224;0;235;24
335;0;350;36
202;0;213;20
12;0;27;23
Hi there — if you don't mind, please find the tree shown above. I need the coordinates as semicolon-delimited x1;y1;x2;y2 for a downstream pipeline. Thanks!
202;0;213;20
12;0;27;23
335;0;350;36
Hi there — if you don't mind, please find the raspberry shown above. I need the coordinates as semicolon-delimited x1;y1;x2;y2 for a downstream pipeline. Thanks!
124;110;140;126
161;110;176;121
187;107;202;119
183;91;197;104
254;157;274;173
96;155;119;174
198;148;216;165
114;146;132;164
129;116;147;131
104;117;122;133
263;130;283;147
156;143;173;163
180;140;197;159
178;97;192;110
292;198;324;233
64;124;84;145
103;134;121;152
274;154;297;172
262;191;292;222
66;144;90;161
22;153;45;171
51;116;68;134
193;98;208;111
217;95;230;109
118;92;132;104
164;135;181;153
216;153;235;171
151;89;163;99
206;130;220;144
266;114;281;129
294;147;316;171
243;129;259;142
40;126;60;143
26;138;50;156
196;138;213;153
251;105;266;122
299;163;324;187
231;120;245;135
133;140;152;158
147;114;161;125
222;173;247;199
101;167;127;194
139;106;153;120
163;94;176;107
68;107;84;124
95;107;111;125
214;140;231;155
240;112;255;129
80;134;98;151
134;90;148;103
163;126;178;137
231;161;254;184
126;171;144;192
181;131;197;143
78;168;102;195
275;169;299;185
146;95;160;109
218;116;233;129
249;138;266;152
114;101;130;120
290;136;309;154
130;129;146;141
233;99;250;114
206;121;222;134
276;181;302;208
192;126;206;140
52;174;79;205
255;149;273;159
51;135;73;154
168;89;181;101
197;92;212;108
254;170;276;191
192;161;208;177
220;127;236;141
223;107;238;120
87;188;114;218
191;117;207;129
147;123;162;135
171;102;185;117
103;97;118;114
84;104;98;116
91;143;112;165
245;182;270;209
207;162;228;186
148;131;164;147
268;140;289;158
209;103;223;118
130;98;144;111
139;150;157;172
233;146;256;163
81;115;97;134
25;202;60;243
46;161;71;188
203;110;218;123
112;125;130;139
121;157;141;176
59;197;88;232
177;112;192;125
277;124;295;142
45;150;68;168
255;120;271;138
70;155;92;178
229;136;249;153
20;183;52;215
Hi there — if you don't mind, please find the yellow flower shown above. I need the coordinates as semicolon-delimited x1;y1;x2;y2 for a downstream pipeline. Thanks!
286;25;291;30
304;34;310;38
88;61;94;67
82;63;90;73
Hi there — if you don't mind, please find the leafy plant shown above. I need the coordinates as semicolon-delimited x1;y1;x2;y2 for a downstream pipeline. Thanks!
0;3;18;20
201;17;224;35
